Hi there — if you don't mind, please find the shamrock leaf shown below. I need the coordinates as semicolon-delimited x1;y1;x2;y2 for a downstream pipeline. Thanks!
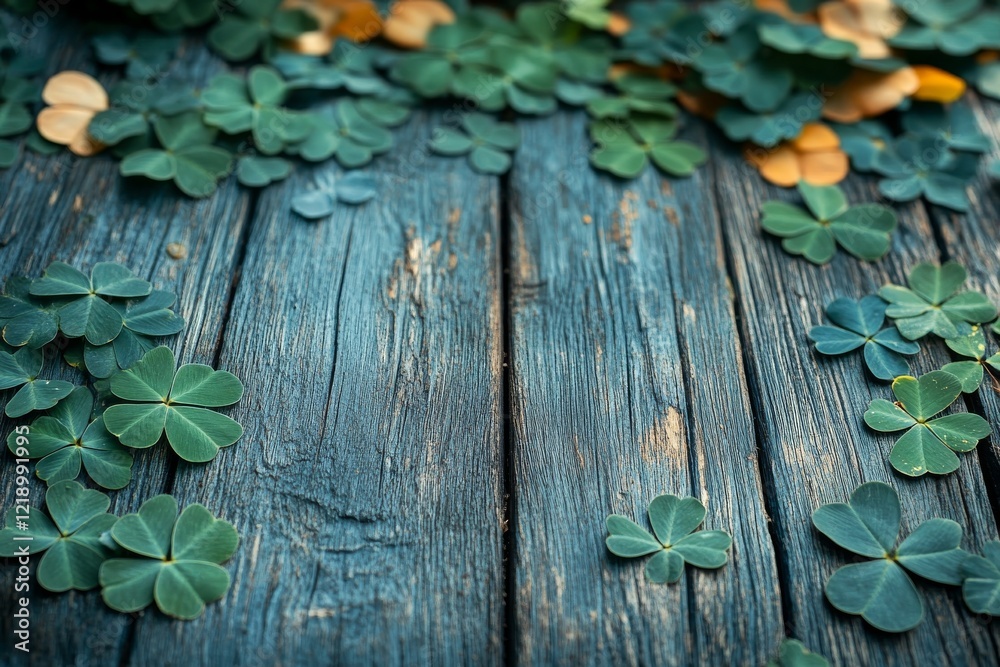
873;135;979;212
7;386;132;488
589;116;706;179
203;67;310;156
91;31;180;80
812;481;968;632
991;160;1000;180
0;277;59;348
100;495;238;620
879;262;997;340
430;113;519;175
890;0;1000;56
809;296;919;380
88;79;201;152
620;1;703;66
902;102;990;153
864;370;991;476
0;481;117;592
271;44;389;96
0;347;75;418
606;494;732;583
0;100;32;138
962;541;1000;616
291;172;378;220
120;112;233;198
103;346;244;462
716;93;822;148
830;120;893;172
586;73;678;120
757;22;858;59
454;39;559;115
760;182;897;264
30;261;151;345
237;155;292;188
766;639;829;667
514;2;611;85
942;324;1000;393
207;0;318;61
79;289;186;379
391;19;491;98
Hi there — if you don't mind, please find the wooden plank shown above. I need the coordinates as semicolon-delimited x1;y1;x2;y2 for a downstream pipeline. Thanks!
0;34;252;665
931;94;1000;505
508;111;784;666
711;131;1000;663
126;111;505;665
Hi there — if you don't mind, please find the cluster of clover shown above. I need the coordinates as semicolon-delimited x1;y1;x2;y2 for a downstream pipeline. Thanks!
1;0;1000;219
0;262;246;620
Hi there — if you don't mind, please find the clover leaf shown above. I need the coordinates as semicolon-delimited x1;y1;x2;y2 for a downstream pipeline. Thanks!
237;155;292;188
207;0;318;62
879;262;997;340
864;370;991;476
7;387;132;489
873;135;979;212
901;102;989;153
766;639;829;667
291;172;378;219
589;116;706;179
809;296;919;380
91;31;180;80
203;67;310;156
716;93;822;148
761;182;897;264
963;541;1000;616
0;277;58;348
620;0;702;66
430;113;519;175
942;324;1000;393
586;74;678;120
100;495;238;620
812;481;968;632
271;44;390;96
991;160;1000;180
391;19;491;98
890;0;1000;56
606;494;732;584
89;78;201;152
454;38;559;115
0;481;117;592
120;112;233;198
758;22;858;60
103;346;244;462
831;120;893;172
0;347;75;418
289;100;396;168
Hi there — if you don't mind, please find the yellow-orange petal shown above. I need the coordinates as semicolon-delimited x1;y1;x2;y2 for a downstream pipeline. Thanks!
799;149;849;185
817;2;891;59
676;90;726;120
748;144;803;187
755;0;818;23
791;123;840;152
42;71;108;111
68;131;103;157
330;0;383;42
37;107;94;145
285;30;335;55
384;0;456;48
822;66;917;122
607;12;631;37
912;65;966;103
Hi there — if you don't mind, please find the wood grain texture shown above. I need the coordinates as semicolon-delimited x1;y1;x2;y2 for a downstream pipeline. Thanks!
124;111;506;666
0;32;251;667
508;111;783;666
711;128;1000;665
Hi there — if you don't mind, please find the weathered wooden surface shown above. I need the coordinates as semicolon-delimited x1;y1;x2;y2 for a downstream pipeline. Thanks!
2;31;1000;667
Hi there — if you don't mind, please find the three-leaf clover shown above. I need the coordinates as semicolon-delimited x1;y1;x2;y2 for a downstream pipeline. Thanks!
91;31;181;80
589;116;706;179
0;277;58;348
766;639;829;667
760;183;897;264
864;370;991;476
0;346;74;418
207;0;318;61
236;155;292;188
605;494;732;583
809;296;919;380
831;120;893;172
942;324;1000;393
0;481;117;592
902;102;990;153
586;74;678;120
291;172;378;219
430;113;520;175
120;112;234;198
102;346;244;462
31;261;151;345
715;93;822;148
812;481;968;632
873;136;979;212
100;495;238;620
390;19;490;98
890;0;1000;56
962;540;1000;616
6;386;132;489
879;262;997;340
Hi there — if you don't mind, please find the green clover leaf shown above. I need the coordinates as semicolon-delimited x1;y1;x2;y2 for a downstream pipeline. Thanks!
962;540;1000;616
0;277;59;348
0;101;32;138
757;22;858;59
291;172;378;220
103;346;244;462
890;0;1000;56
606;494;732;583
620;1;701;66
207;0;318;62
809;296;919;380
149;0;217;30
453;39;559;115
942;324;1000;393
878;261;997;340
864;370;991;476
589;116;706;179
766;639;829;667
271;45;389;96
874;135;979;212
0;480;117;592
6;386;132;489
564;0;612;30
120;112;234;198
391;19;491;98
91;31;180;80
237;155;292;188
100;495;239;620
515;2;611;84
830;120;893;172
761;183;897;264
902;102;990;153
716;93;822;148
430;113;520;175
812;481;968;632
587;73;678;120
0;347;75;418
0;139;17;168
